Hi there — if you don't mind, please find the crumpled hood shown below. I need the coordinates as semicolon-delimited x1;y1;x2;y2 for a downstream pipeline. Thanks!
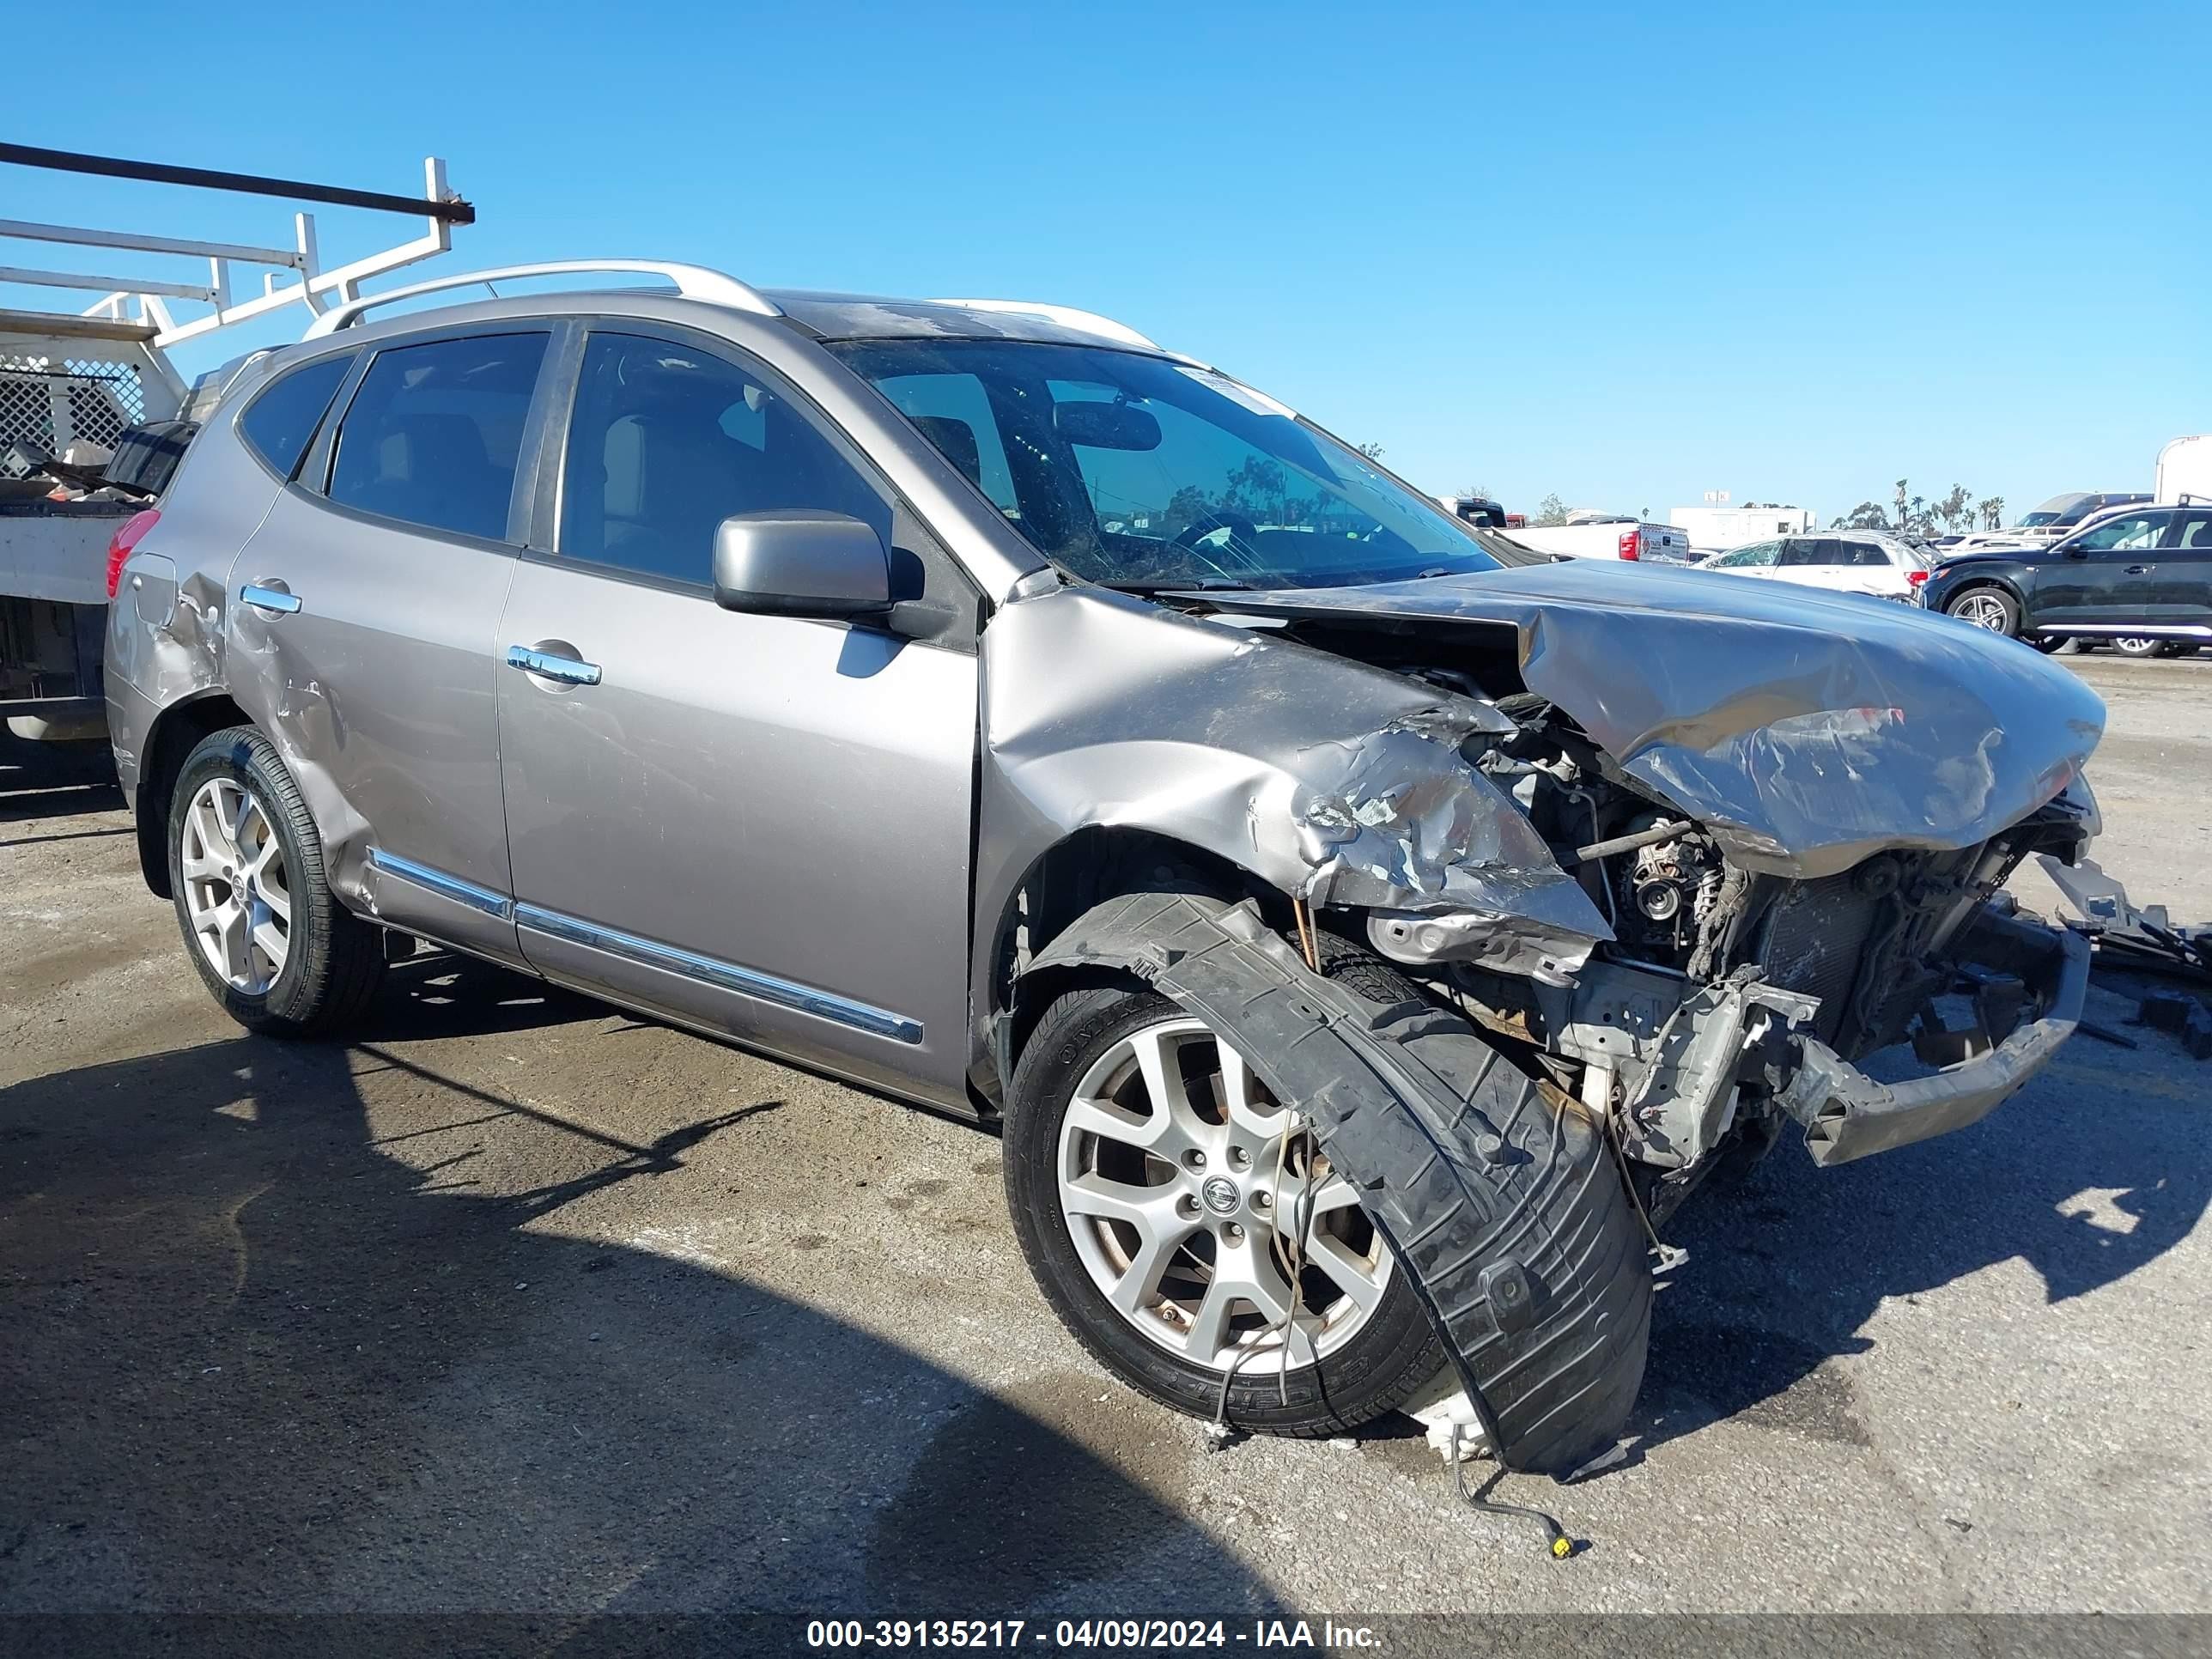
1202;560;2107;878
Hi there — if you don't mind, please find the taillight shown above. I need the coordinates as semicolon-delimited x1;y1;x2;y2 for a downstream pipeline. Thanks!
105;508;161;599
1618;528;1641;560
1907;568;1929;587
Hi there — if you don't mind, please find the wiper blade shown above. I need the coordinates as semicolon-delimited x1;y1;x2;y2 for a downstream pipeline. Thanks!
1103;577;1255;595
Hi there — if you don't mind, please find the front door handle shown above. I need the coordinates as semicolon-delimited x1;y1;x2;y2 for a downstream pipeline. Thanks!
240;581;301;615
2125;564;2154;574
505;643;601;687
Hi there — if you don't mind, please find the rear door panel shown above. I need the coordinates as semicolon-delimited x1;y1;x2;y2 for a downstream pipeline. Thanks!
226;327;550;963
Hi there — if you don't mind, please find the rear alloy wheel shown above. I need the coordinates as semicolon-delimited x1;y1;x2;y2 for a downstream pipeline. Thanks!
1006;984;1443;1436
179;775;293;995
168;726;386;1036
1947;586;2020;635
2110;636;2168;659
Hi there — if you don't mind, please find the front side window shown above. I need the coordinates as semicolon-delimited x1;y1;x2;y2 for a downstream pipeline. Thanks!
828;339;1497;591
557;332;890;586
239;352;354;480
327;332;548;541
2072;514;2164;553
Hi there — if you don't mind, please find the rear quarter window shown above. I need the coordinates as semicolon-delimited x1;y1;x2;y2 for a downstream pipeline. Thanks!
237;353;355;480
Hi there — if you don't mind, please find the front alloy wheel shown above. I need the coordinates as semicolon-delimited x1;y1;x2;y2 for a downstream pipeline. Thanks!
1949;589;2015;632
1057;1016;1389;1376
1006;981;1444;1437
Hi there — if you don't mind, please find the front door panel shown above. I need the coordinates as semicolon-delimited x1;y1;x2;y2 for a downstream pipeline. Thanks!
496;561;978;1103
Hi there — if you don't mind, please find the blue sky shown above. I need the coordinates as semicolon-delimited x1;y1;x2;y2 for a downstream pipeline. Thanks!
8;1;2206;525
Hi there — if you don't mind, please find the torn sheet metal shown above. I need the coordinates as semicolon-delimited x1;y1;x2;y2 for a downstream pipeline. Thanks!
1194;559;2107;879
972;585;1613;1028
2038;854;2211;979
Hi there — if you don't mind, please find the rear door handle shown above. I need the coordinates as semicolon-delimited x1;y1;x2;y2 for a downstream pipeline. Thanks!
240;581;301;615
2125;564;2154;574
505;644;602;687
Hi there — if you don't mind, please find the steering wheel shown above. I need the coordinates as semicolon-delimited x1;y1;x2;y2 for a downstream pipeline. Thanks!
1173;508;1259;551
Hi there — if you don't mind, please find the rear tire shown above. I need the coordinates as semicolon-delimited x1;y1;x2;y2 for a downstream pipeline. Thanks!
2110;636;2167;659
167;726;386;1036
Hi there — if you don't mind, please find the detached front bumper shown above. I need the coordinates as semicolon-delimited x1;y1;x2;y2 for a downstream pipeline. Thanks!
1776;909;2090;1166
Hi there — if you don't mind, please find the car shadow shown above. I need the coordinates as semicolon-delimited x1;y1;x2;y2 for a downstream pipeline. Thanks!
0;973;1273;1628
1632;1000;2211;1455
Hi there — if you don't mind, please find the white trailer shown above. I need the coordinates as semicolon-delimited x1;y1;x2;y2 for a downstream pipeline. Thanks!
1668;503;1814;555
2156;435;2211;505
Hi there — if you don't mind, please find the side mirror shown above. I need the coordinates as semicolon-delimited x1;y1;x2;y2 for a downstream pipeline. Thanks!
2060;543;2087;558
713;511;892;620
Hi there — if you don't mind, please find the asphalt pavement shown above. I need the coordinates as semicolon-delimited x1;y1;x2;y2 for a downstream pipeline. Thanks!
2;653;2207;1633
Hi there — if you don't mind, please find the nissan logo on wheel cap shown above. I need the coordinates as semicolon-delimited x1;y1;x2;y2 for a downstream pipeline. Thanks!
1200;1175;1239;1216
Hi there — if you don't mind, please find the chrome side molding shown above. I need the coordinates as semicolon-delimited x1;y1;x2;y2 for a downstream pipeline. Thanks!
363;848;923;1044
365;847;513;919
515;902;925;1045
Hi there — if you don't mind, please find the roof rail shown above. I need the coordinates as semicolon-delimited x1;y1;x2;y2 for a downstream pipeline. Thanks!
931;298;1160;351
302;260;781;338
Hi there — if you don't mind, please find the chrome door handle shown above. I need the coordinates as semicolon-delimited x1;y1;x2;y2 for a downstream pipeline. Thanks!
505;644;602;686
240;582;301;615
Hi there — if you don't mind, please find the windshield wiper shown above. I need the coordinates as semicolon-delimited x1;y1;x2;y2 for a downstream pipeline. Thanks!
1100;576;1255;595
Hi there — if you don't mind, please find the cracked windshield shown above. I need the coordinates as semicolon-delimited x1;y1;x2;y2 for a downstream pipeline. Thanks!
829;338;1500;591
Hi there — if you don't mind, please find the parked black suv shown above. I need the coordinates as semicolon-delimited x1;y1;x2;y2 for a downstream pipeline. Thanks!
1923;502;2212;657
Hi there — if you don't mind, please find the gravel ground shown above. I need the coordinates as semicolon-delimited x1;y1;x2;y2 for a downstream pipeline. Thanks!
2;652;2208;1632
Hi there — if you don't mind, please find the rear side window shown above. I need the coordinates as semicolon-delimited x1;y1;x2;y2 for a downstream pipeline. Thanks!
2168;511;2212;550
1779;538;1841;566
327;332;548;541
238;354;353;480
1843;541;1889;567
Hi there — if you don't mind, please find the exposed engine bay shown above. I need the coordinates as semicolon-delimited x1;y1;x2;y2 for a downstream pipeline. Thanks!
1249;617;2101;1220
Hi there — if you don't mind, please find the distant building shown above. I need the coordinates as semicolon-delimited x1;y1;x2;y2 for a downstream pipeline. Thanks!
1669;502;1814;553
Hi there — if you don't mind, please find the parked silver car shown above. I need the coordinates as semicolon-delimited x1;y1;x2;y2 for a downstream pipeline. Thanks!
106;263;2106;1475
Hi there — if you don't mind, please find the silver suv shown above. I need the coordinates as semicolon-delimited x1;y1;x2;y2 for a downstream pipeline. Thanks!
106;262;2106;1474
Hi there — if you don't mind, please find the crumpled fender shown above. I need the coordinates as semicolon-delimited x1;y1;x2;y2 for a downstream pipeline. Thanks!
971;586;1613;1050
1022;890;1651;1474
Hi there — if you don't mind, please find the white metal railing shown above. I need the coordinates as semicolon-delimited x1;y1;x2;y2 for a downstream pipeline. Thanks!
0;157;464;349
301;260;781;338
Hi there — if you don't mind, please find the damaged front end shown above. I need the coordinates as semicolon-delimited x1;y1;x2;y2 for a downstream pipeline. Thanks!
988;565;2104;1469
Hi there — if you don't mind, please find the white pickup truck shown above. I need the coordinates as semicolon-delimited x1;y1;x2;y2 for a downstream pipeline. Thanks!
1504;511;1692;563
1;147;470;744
